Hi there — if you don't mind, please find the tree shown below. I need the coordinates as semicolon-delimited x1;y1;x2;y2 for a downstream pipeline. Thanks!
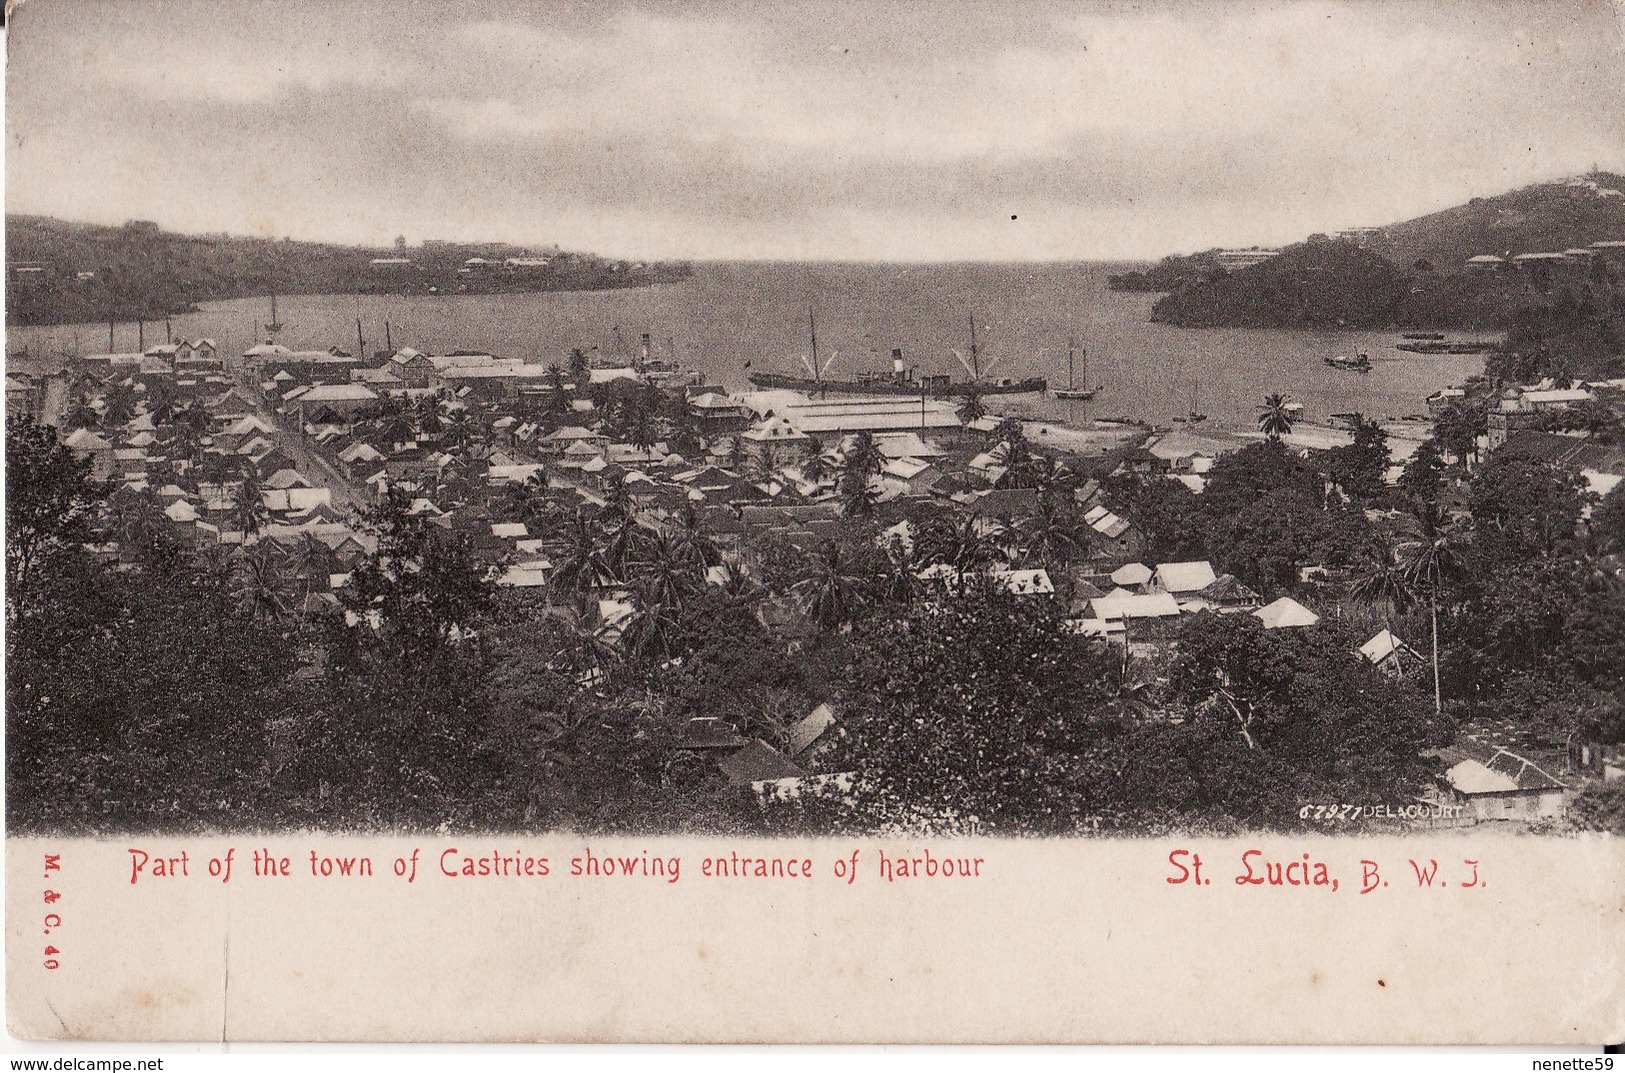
6;423;102;619
1397;504;1469;713
439;408;477;449
957;388;987;426
287;530;339;611
551;511;613;612
1347;534;1415;660
102;382;138;426
791;540;870;632
1017;493;1083;569
545;363;572;415
876;534;924;607
1397;438;1445;505
1591;481;1625;556
993;416;1024;446
234;464;268;539
632;528;702;612
800;435;830;485
1433;400;1486;467
749;444;780;484
1468;454;1590;562
991;435;1039;489
1256;393;1295;442
837;434;882;517
235;543;288;621
340;489;493;663
829;587;1118;834
1321;414;1388;499
1166;612;1446;823
918;511;998;579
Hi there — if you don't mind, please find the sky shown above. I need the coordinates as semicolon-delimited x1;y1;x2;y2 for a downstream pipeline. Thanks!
6;0;1625;261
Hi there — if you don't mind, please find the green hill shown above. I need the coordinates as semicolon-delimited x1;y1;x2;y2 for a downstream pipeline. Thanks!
5;216;691;327
1369;172;1625;271
1146;173;1625;331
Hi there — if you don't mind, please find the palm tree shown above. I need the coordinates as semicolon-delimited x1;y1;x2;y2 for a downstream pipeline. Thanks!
1396;504;1468;714
844;430;883;479
439;408;476;449
621;580;685;664
1347;535;1416;677
64;399;101;430
716;434;744;471
102;382;138;426
567;347;592;379
234;466;268;539
414;395;443;436
1017;495;1083;569
792;540;869;631
287;530;338;611
602;517;646;582
551;511;613;612
1257;393;1295;442
712;562;763;608
876;535;923;606
633;528;701;611
675;503;722;570
545;363;572;415
501;472;545;521
106;489;162;553
749;444;780;484
991;436;1038;489
800;435;830;485
918;512;997;589
957;388;987;426
1432;400;1485;467
235;544;287;621
838;468;879;517
838;431;883;516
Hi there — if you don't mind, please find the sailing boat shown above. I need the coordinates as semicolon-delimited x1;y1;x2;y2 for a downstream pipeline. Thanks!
1187;375;1208;423
1174;373;1208;423
1053;338;1097;399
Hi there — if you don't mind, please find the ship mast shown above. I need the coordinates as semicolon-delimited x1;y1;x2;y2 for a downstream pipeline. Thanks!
809;306;820;387
969;314;980;381
264;287;283;342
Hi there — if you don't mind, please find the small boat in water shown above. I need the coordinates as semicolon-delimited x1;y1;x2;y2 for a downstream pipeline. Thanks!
1394;340;1493;355
1325;351;1372;371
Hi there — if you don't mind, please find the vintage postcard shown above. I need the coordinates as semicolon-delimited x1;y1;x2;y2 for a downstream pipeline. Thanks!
5;0;1625;1047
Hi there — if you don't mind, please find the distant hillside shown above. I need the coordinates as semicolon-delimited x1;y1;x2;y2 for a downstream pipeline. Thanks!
1107;250;1222;292
4;216;692;327
1369;172;1625;271
1146;173;1625;330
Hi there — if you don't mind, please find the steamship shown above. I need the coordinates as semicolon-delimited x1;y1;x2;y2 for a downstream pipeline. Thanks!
747;312;1047;398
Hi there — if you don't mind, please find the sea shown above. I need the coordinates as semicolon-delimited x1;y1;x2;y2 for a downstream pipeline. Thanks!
7;261;1489;432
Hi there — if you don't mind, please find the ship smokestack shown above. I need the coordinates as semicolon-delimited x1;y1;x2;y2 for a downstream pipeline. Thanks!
640;333;651;363
892;347;905;379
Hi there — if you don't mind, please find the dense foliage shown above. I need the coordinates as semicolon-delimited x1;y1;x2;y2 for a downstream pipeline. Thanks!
6;215;692;327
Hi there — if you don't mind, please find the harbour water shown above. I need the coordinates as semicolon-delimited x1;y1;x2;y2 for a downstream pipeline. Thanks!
8;261;1487;432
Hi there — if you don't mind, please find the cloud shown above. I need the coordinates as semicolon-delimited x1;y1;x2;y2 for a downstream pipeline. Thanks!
7;0;1624;260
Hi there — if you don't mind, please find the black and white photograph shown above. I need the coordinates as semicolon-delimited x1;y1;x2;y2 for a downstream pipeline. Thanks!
9;0;1624;841
4;0;1624;1048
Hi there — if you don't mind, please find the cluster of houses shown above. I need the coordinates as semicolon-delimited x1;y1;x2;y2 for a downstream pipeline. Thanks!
1464;238;1625;273
25;327;1620;827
